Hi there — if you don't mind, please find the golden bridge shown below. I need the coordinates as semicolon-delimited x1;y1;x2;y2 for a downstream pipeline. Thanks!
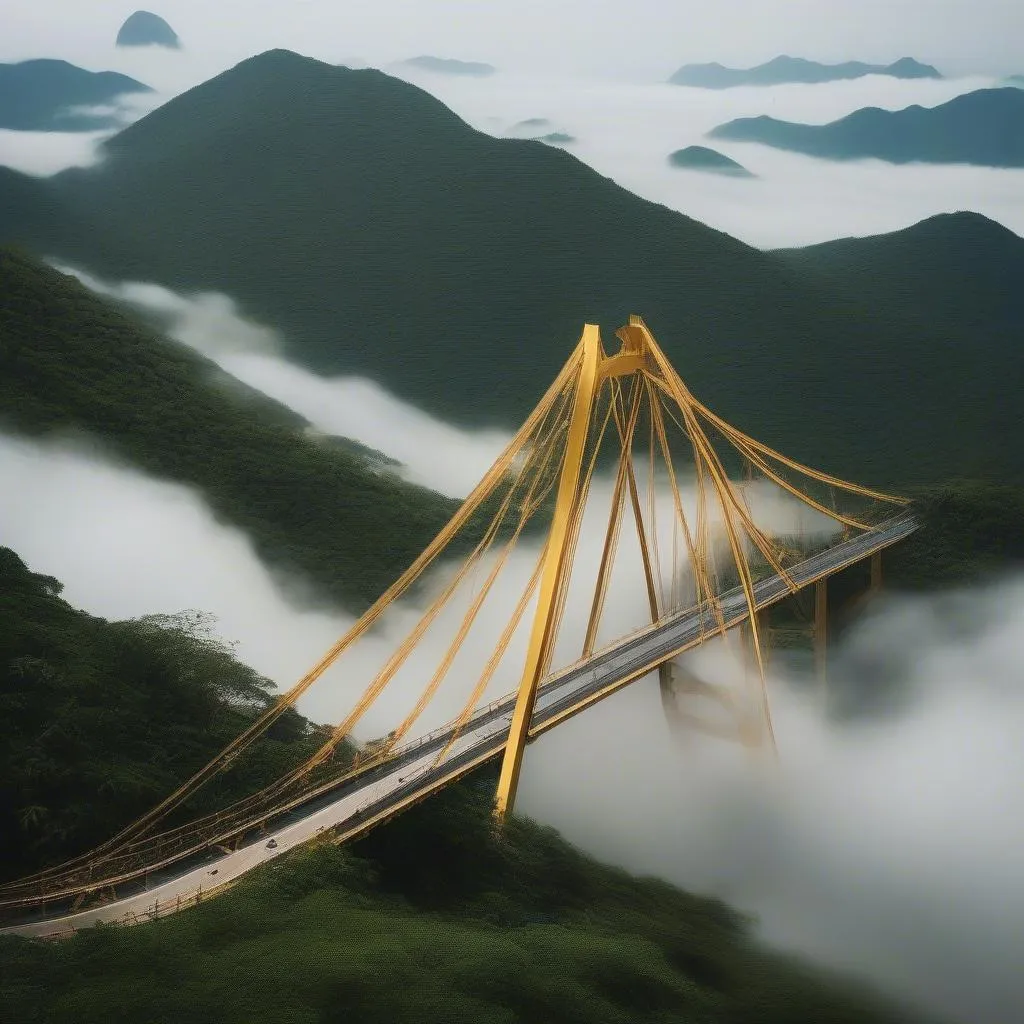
1;317;918;936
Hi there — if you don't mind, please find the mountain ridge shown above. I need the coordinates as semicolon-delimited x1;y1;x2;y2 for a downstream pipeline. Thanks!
0;48;1020;485
670;54;941;88
709;87;1024;166
776;211;1024;332
0;58;151;131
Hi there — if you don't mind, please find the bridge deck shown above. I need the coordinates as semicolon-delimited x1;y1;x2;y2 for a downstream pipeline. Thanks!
2;513;918;937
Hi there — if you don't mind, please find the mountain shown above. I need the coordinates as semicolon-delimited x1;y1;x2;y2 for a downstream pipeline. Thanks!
668;145;754;176
0;59;151;131
669;55;941;88
1;49;1020;486
710;87;1024;166
115;10;181;48
1007;74;1024;87
400;55;495;76
0;248;465;612
777;212;1024;334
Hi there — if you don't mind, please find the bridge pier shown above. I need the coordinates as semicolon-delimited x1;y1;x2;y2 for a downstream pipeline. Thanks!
814;578;828;689
659;609;773;749
809;549;885;698
870;549;883;592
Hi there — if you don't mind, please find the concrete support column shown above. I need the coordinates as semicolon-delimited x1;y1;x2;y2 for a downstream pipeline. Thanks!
870;550;883;593
814;578;828;689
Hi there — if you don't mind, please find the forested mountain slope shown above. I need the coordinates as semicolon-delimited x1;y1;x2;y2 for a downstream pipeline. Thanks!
0;250;463;611
0;50;1016;484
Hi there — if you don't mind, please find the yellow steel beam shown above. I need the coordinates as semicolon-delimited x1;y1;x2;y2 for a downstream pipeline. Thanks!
582;380;643;657
494;324;604;823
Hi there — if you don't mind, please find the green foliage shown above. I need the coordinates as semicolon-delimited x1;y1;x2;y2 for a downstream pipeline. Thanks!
0;774;931;1024
2;49;1017;485
0;249;465;612
886;481;1024;587
0;546;330;880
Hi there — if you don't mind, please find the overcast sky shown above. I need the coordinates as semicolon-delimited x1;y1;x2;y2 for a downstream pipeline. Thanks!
3;0;1023;79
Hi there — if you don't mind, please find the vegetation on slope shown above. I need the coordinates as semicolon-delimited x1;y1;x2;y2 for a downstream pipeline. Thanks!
0;546;333;881
0;249;465;612
886;481;1024;588
0;772;931;1024
776;211;1024;337
2;48;1016;484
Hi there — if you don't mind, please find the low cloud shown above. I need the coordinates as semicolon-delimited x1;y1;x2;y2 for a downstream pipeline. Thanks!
0;89;163;176
519;582;1024;1024
393;68;1024;247
55;265;513;498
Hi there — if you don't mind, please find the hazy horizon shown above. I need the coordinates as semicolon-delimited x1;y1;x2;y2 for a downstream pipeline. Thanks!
3;49;1022;248
3;0;1024;80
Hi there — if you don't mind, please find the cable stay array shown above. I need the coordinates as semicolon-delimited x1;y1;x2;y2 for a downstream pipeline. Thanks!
1;317;908;909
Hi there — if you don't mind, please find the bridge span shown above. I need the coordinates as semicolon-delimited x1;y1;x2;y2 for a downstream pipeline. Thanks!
3;512;917;938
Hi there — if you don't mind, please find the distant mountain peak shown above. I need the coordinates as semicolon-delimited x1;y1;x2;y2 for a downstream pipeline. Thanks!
400;55;496;77
709;87;1024;167
116;10;180;49
97;49;473;163
670;55;941;88
668;145;755;177
0;58;151;132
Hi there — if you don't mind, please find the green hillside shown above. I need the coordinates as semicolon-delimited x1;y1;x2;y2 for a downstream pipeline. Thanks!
2;49;1017;486
0;546;334;880
777;211;1024;334
0;727;930;1024
0;249;463;612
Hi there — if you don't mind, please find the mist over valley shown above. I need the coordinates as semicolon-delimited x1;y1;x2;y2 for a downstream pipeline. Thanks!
1;4;1022;1023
